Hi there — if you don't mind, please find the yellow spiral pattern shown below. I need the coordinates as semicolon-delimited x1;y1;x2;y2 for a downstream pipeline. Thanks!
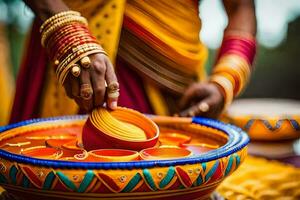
90;108;147;141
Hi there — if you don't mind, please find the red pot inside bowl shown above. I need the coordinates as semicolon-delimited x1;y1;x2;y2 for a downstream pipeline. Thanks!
82;107;159;151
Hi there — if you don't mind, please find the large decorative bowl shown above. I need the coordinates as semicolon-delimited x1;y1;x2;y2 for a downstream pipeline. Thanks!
0;115;249;200
224;99;300;141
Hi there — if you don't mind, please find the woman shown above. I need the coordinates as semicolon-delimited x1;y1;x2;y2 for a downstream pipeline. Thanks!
10;0;256;122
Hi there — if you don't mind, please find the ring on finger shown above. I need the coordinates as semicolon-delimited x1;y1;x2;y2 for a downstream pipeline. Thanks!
107;91;120;99
188;109;195;117
107;81;119;93
198;102;210;113
80;84;93;100
80;56;91;69
71;64;81;77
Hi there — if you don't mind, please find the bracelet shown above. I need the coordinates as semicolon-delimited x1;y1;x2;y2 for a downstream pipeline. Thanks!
212;31;256;100
56;45;105;76
210;75;234;112
41;16;88;47
56;43;104;73
40;10;108;85
58;49;106;84
39;11;80;33
214;54;251;95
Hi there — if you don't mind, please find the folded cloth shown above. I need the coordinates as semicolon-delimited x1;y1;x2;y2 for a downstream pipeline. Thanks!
217;156;300;199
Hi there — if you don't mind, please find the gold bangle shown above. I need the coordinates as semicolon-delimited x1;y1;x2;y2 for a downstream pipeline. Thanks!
214;54;251;95
213;71;237;95
56;45;104;76
41;15;85;41
213;64;244;95
41;16;88;47
56;42;102;62
56;44;101;73
58;49;106;84
218;54;250;79
40;11;80;33
210;75;233;112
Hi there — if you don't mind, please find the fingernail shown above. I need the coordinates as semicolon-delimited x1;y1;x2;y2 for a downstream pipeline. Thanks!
110;101;117;109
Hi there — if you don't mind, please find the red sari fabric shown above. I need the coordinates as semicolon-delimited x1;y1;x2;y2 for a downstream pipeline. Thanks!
10;20;48;123
116;57;153;114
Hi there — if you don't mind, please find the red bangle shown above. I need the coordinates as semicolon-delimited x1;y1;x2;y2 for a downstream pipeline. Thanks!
217;35;256;65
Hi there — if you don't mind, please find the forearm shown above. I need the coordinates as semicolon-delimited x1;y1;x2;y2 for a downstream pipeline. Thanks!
223;0;257;36
208;0;257;111
24;0;69;21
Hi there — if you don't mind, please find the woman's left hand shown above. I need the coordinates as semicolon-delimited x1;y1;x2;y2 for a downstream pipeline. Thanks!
179;82;224;118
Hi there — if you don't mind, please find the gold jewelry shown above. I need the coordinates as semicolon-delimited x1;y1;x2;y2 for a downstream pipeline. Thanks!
41;16;88;47
80;56;91;69
58;49;106;84
107;81;119;92
213;54;251;96
210;75;233;112
39;11;80;33
56;45;104;75
107;91;120;99
198;102;210;113
188;110;195;117
71;64;81;77
80;84;93;100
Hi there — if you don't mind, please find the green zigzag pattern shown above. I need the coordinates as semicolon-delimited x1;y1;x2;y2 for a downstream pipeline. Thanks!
9;162;233;192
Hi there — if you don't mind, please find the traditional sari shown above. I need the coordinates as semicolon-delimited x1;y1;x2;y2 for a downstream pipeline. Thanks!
0;24;14;125
10;0;208;122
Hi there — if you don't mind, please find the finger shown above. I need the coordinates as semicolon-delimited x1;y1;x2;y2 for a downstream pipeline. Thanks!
63;74;74;99
91;62;106;107
79;68;93;112
179;83;209;109
179;97;215;118
105;59;119;110
70;75;80;98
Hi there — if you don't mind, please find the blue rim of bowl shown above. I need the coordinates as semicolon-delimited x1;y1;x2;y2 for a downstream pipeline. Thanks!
0;116;249;169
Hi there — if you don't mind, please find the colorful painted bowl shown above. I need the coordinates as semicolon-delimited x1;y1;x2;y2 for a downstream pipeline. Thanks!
180;143;218;155
0;115;249;200
82;107;159;151
45;138;77;149
159;130;192;146
88;149;140;162
140;147;192;160
224;98;300;141
21;146;63;159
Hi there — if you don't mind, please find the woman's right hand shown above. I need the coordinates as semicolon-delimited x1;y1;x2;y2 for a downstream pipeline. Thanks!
63;53;119;112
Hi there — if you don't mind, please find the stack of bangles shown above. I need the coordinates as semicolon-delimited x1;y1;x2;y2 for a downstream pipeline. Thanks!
40;11;107;89
209;31;256;111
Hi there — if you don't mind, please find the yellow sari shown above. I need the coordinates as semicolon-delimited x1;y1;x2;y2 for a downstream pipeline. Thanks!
0;24;14;125
40;0;208;117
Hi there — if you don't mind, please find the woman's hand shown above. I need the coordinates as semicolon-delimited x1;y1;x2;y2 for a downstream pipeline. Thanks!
63;53;118;112
179;82;224;118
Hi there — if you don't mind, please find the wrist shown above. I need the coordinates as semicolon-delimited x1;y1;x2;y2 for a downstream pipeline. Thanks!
209;75;234;112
